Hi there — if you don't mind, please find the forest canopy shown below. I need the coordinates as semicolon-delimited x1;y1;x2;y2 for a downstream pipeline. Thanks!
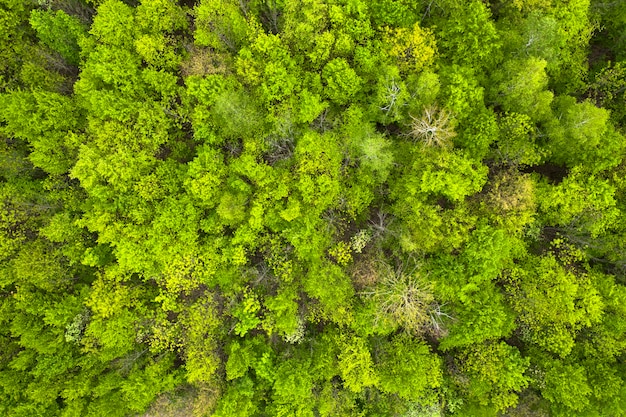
1;0;626;416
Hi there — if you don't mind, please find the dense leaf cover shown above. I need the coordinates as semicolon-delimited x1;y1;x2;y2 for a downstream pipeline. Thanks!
1;0;626;416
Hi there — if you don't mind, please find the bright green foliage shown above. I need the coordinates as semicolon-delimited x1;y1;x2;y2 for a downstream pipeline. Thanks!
269;357;315;416
544;95;624;170
237;32;300;105
440;280;517;350
195;0;249;52
460;225;524;282
180;295;222;383
541;360;592;413
391;202;479;254
232;287;262;336
491;57;554;122
185;145;226;205
519;12;564;65
264;286;301;338
418;150;488;202
294;130;342;212
455;107;499;159
304;262;354;322
280;0;374;71
119;355;182;412
213;376;259;417
84;274;148;360
0;91;82;174
435;1;500;70
322;58;362;105
536;167;621;237
390;145;487;252
315;380;359;417
586;273;626;361
439;64;484;120
369;0;420;27
382;23;436;73
88;0;136;47
30;9;86;65
507;254;604;356
457;341;529;412
376;334;442;402
549;0;593;93
337;334;378;392
136;0;187;34
3;0;626;415
491;112;545;166
428;226;523;349
134;0;187;70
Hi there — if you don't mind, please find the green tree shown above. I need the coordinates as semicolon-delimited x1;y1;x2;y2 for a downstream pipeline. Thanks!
376;333;442;403
433;1;501;70
456;341;529;412
337;334;378;393
490;57;554;123
30;9;86;65
506;254;604;356
544;95;623;170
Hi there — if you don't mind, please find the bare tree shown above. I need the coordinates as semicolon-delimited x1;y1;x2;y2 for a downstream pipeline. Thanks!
380;79;402;114
408;105;456;147
360;261;452;336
